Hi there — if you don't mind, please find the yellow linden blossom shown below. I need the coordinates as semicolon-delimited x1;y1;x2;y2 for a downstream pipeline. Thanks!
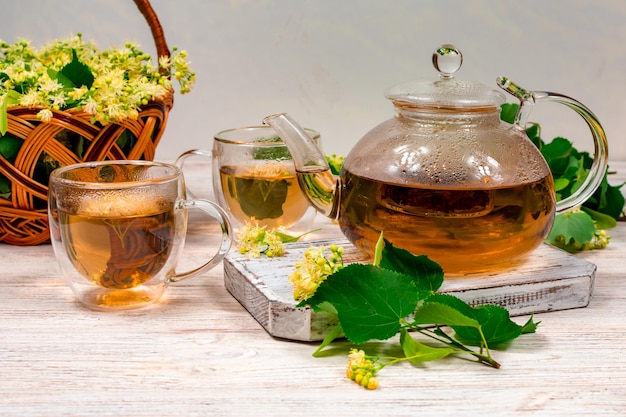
83;97;98;115
0;34;195;126
70;86;88;101
236;223;285;258
583;229;610;250
19;90;44;107
346;349;380;390
289;244;343;302
36;108;53;122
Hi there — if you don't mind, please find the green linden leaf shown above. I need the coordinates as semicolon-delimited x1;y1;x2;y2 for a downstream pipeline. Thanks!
547;210;595;245
521;315;541;334
379;238;444;298
116;129;137;155
553;177;569;192
306;263;419;344
399;328;455;364
0;133;23;162
0;132;23;200
47;68;76;89
585;174;625;220
413;297;479;329
542;138;575;177
541;137;573;161
275;231;301;244
525;123;542;147
373;232;384;266
75;136;85;159
600;183;624;219
581;206;617;230
568;159;590;196
451;304;524;347
0;90;21;136
499;103;518;124
60;49;95;89
274;228;319;244
422;294;530;347
0;174;11;199
0;95;7;136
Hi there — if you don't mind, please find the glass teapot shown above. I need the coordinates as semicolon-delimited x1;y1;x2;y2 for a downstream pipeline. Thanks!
264;44;608;274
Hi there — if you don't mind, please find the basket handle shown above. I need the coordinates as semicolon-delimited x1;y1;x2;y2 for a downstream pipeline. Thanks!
132;0;171;66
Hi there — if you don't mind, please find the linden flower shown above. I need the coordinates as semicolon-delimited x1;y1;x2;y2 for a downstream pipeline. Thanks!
83;97;98;115
19;90;44;107
236;223;285;258
591;230;610;249
289;244;344;302
346;349;380;390
169;47;195;94
0;33;195;128
69;86;88;101
36;108;53;122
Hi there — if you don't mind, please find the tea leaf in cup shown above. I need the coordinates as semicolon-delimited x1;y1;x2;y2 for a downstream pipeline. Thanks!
232;175;289;220
252;137;291;160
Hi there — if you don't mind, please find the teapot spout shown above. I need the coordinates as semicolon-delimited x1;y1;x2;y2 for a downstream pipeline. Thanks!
263;113;339;219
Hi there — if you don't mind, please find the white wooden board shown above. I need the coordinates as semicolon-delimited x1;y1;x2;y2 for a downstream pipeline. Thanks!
223;238;596;341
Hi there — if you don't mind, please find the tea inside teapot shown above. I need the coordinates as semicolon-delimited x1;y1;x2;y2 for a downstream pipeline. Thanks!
338;157;555;273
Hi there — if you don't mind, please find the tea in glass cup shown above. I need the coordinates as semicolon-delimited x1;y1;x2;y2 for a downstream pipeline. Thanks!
48;160;232;310
177;126;321;233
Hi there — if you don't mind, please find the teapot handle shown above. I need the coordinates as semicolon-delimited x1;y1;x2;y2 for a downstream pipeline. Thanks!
497;77;609;214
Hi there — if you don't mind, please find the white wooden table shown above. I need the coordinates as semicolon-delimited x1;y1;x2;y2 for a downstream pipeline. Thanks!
1;159;625;417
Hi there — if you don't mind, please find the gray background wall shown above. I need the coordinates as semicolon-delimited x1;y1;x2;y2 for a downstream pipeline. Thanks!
1;0;624;163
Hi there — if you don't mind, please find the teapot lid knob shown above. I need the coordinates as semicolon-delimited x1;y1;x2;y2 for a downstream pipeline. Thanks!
384;44;505;109
432;44;462;79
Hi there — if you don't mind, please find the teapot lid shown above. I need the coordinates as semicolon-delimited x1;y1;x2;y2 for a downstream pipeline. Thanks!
385;44;506;109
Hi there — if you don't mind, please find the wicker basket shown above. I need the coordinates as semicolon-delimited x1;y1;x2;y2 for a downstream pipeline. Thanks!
0;0;173;245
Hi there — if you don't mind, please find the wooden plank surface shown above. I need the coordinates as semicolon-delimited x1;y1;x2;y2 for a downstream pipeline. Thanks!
224;238;595;341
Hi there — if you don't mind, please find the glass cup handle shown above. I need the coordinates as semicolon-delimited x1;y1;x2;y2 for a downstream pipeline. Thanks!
497;77;609;214
166;199;232;283
175;149;213;198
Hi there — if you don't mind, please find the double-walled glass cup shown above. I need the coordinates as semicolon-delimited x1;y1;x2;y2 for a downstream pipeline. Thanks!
177;126;320;233
48;160;232;311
